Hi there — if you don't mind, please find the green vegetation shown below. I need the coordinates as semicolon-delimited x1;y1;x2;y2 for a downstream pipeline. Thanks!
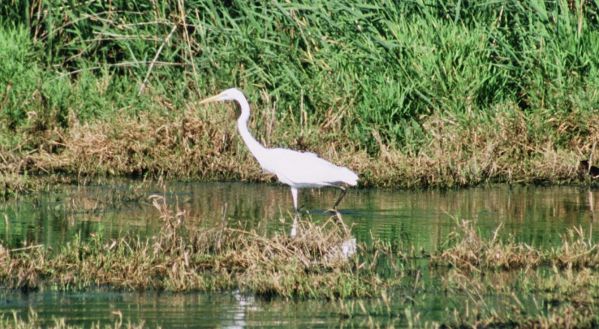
1;0;599;192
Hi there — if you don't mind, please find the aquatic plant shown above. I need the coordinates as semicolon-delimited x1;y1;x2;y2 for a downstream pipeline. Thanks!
433;220;542;270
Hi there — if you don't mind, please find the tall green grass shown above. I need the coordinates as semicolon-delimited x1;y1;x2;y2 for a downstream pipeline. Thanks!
1;0;598;154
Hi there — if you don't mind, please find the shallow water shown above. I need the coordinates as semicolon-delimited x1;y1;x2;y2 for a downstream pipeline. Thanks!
1;290;367;328
2;182;597;249
1;182;598;327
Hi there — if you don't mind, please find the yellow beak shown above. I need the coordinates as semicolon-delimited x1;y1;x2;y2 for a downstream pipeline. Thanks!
199;94;222;105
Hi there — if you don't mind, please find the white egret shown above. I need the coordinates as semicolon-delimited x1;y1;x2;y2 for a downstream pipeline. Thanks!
199;88;358;211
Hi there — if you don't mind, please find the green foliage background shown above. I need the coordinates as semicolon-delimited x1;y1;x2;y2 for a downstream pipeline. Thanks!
0;0;598;173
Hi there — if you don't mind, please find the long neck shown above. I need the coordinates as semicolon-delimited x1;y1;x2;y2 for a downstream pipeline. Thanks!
236;97;266;156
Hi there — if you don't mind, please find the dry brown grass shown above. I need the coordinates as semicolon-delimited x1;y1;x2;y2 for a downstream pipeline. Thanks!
442;269;599;328
1;100;597;194
367;108;599;188
432;220;542;271
28;108;259;180
433;219;599;273
445;303;598;329
0;195;390;298
0;148;35;198
549;226;599;269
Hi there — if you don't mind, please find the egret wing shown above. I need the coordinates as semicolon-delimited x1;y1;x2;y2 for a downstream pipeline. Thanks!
264;148;358;187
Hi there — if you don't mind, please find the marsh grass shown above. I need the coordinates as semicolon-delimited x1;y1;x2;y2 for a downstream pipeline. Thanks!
431;267;599;328
1;205;598;298
433;220;599;271
444;303;598;329
2;304;597;329
428;220;599;327
549;226;599;269
336;267;599;328
433;220;543;270
0;195;395;298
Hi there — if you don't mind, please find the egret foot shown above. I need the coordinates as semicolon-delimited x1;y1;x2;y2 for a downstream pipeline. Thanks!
331;186;348;210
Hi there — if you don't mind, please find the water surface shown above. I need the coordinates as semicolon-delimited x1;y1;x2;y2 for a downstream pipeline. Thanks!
2;182;597;249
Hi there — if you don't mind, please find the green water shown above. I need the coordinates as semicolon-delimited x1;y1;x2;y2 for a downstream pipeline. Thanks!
2;182;596;249
1;182;598;327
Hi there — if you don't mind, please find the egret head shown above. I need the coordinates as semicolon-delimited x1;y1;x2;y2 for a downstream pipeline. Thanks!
199;88;245;104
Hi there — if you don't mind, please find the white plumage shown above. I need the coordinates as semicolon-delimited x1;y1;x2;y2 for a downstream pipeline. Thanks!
200;88;358;210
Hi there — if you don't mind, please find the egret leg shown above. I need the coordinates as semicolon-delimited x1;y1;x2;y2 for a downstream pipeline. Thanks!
290;187;300;238
291;187;299;211
332;186;348;210
290;215;298;238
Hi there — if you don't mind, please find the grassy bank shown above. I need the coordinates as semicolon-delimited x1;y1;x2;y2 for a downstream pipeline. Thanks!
1;0;599;193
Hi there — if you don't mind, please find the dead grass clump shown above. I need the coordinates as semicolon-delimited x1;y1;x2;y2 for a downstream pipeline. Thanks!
28;109;261;180
438;266;599;328
0;196;392;298
366;108;596;188
228;223;362;298
443;302;598;329
527;304;598;329
433;220;542;271
531;267;599;307
549;226;599;269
